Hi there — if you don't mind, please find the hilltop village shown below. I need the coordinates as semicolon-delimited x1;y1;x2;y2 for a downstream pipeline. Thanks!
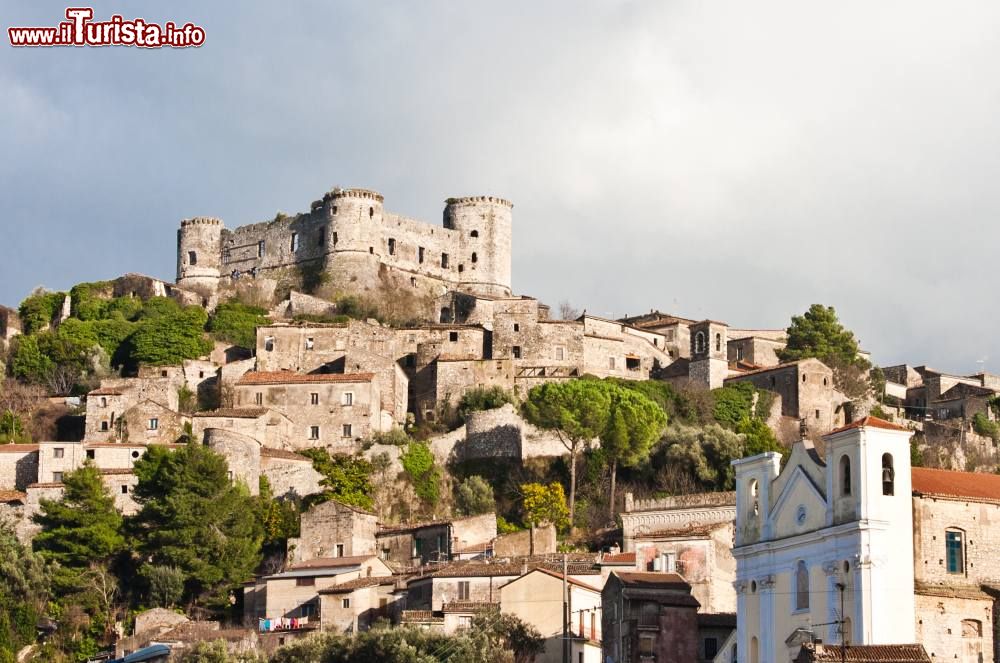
2;186;998;663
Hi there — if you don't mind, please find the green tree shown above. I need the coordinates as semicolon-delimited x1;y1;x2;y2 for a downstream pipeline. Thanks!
457;386;516;419
18;289;65;335
32;464;125;590
778;304;871;397
0;522;50;663
454;475;496;516
663;423;749;491
131;444;263;608
522;379;612;526
400;442;441;506
9;334;55;384
0;410;28;444
207;300;271;349
299;449;375;511
601;385;667;517
128;304;213;367
139;564;185;609
521;482;570;531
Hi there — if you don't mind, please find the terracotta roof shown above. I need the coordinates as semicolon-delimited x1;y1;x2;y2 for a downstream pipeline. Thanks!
601;551;636;565
911;466;1000;503
287;556;376;570
0;444;39;453
525;568;601;592
194;407;269;418
794;643;930;662
0;490;26;503
442;601;499;613
88;387;125;396
236;371;374;386
260;447;310;462
318;576;394;593
27;482;63;489
723;359;817;380
826;416;910;435
615;571;690;590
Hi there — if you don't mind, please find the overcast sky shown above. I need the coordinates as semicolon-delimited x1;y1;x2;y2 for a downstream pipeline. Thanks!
2;1;999;373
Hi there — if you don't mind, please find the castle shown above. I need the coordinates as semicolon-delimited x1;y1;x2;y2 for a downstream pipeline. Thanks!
176;188;513;300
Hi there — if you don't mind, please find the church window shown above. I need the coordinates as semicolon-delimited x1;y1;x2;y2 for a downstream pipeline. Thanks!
694;331;706;354
840;455;852;496
795;560;809;611
470;230;479;238
882;453;895;495
749;479;759;517
750;637;759;663
946;530;964;574
188;251;197;265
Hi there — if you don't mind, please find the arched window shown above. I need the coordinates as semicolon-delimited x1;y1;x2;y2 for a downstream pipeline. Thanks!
470;230;479;238
946;529;965;574
749;479;759;516
750;637;759;663
881;453;894;496
694;331;706;354
795;560;809;610
840;455;852;496
715;333;721;351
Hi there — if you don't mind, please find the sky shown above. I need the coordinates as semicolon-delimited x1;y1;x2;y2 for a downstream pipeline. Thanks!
2;1;1000;374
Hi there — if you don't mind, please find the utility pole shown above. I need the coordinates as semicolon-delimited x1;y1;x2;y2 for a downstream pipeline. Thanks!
563;553;569;663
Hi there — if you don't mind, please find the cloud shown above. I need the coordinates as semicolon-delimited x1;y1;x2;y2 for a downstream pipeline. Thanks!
2;0;999;372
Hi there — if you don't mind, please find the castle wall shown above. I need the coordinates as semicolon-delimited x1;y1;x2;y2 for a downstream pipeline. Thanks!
260;452;322;501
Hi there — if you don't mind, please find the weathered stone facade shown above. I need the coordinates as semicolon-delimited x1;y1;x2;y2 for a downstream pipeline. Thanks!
288;500;379;564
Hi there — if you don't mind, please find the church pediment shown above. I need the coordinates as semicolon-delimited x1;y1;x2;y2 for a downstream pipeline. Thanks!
769;465;828;540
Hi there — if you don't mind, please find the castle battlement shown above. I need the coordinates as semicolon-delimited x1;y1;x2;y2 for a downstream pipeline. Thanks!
324;187;385;203
180;217;223;227
445;195;513;208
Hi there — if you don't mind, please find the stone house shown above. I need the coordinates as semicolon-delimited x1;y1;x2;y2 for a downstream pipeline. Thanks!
601;571;703;663
242;555;393;625
192;407;295;451
317;576;400;633
233;371;383;450
376;513;498;566
725;358;848;436
288;499;379;564
499;568;603;663
727;334;786;369
0;443;39;491
620;491;737;614
793;643;931;662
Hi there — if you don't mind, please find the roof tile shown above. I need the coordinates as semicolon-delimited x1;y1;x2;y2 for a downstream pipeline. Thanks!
236;371;374;386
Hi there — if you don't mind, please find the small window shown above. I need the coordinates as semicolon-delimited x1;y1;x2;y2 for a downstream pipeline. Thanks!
131;450;140;459
840;455;852;496
441;253;449;269
626;356;641;371
369;246;374;254
882;454;895;496
296;577;315;587
449;331;459;342
418;247;425;263
513;323;519;332
410;277;417;287
86;449;95;460
161;370;168;377
815;409;820;419
148;418;158;431
715;333;721;351
555;347;565;361
101;397;107;407
342;392;354;406
121;484;128;495
694;331;706;354
305;337;315;350
318;227;326;246
458;264;464;273
291;233;299;252
255;392;263;406
332;232;338;245
705;637;719;659
310;393;319;405
188;251;197;266
458;581;470;600
823;377;828;386
369;206;374;218
609;357;616;370
795;560;809;610
336;543;344;557
257;241;265;257
342;424;352;438
342;598;351;608
471;252;478;263
52;472;63;483
470;230;479;238
264;337;275;352
769;376;776;386
803;373;807;383
946;530;965;574
310;426;320;440
388;238;396;255
53;447;64;459
512;346;522;359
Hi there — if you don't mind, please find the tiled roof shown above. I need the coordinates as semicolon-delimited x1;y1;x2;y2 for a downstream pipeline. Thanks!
194;407;269;418
0;444;39;453
88;387;125;396
287;556;376;570
794;643;931;662
0;490;26;503
400;610;443;623
442;601;499;613
827;416;911;435
318;577;394;593
260;447;310;462
525;568;601;592
236;371;374;386
615;572;690;590
911;467;1000;503
601;551;636;565
723;359;814;380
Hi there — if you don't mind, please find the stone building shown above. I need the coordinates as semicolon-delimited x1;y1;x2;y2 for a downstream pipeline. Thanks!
376;513;498;567
233;371;384;450
192;408;295;452
725;358;848;436
287;500;379;564
620;491;737;614
601;572;705;663
0;443;39;491
318;576;400;633
177;188;513;301
0;305;20;352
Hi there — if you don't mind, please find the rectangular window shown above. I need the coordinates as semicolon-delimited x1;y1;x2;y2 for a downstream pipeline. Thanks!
815;409;820;419
121;484;129;494
609;357;616;370
311;393;319;405
342;392;354;406
255;392;263;406
53;472;63;483
388;238;396;255
86;449;95;460
332;232;338;245
317;227;326;246
441;253;449;269
342;424;352;438
458;581;470;600
310;426;320;440
305;337;315;350
101;421;109;432
513;323;519;332
705;637;719;659
53;447;64;459
148;418;159;430
296;577;315;587
264;336;274;352
449;331;459;342
335;544;344;557
512;346;522;359
342;598;351;609
947;530;965;574
291;233;299;252
639;636;655;655
418;247;425;263
555;347;565;361
258;241;265;258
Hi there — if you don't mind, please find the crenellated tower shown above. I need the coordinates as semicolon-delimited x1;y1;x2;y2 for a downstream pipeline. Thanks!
176;217;224;291
443;196;513;297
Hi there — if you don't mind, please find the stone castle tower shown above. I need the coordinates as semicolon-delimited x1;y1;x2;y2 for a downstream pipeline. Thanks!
688;319;729;389
176;187;513;301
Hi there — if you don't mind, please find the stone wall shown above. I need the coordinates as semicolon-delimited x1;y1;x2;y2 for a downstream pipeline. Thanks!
289;500;378;563
0;445;38;491
205;429;262;496
260;451;323;501
120;401;187;445
914;592;993;662
493;524;558;557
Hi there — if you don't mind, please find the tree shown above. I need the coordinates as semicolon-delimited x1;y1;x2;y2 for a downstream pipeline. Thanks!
139;564;185;609
207;300;271;349
557;300;581;321
601;386;667;517
299;449;375;511
778;304;871;397
131;444;263;608
473;613;545;663
0;522;50;663
521;482;570;531
400;442;441;506
454;475;496;516
457;386;516;419
18;289;65;335
662;423;749;491
32;464;125;591
522;379;612;527
128;303;213;367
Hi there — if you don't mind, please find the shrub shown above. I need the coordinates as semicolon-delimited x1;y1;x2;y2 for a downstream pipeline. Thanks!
454;475;496;516
400;442;441;505
521;482;569;532
366;428;410;446
207;300;271;349
458;386;516;419
18;290;65;335
973;413;1000;442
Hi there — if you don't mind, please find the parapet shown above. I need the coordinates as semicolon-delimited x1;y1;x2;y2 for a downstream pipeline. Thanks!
323;187;384;203
180;217;223;227
445;195;513;208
